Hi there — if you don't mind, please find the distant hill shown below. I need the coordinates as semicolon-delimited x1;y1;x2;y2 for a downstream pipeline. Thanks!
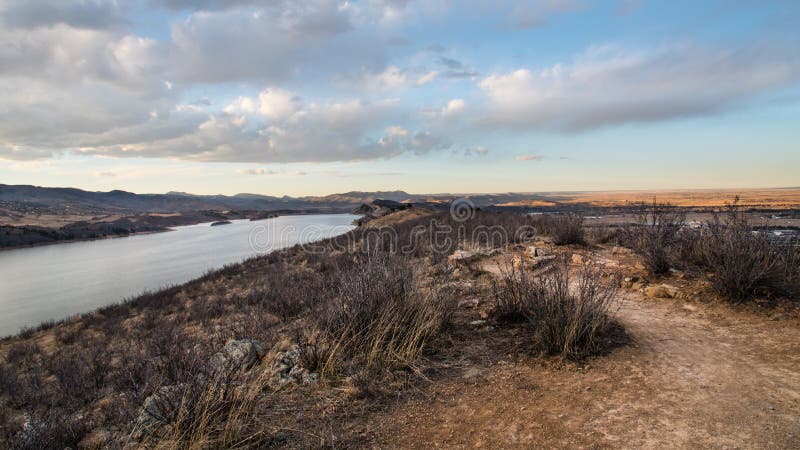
0;184;422;216
2;184;798;220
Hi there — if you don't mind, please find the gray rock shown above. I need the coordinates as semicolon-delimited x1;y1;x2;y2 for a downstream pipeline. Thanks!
269;346;319;387
210;339;265;374
133;384;185;437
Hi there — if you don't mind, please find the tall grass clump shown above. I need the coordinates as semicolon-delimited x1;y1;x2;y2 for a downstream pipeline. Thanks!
626;200;685;275
492;256;620;360
316;252;453;377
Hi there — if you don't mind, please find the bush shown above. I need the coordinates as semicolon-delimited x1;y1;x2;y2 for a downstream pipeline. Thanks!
492;256;619;360
586;225;621;245
626;200;685;274
702;202;799;302
533;214;586;246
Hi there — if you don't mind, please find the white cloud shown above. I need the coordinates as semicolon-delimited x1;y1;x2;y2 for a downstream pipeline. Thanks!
257;88;298;121
354;65;409;90
424;98;467;121
443;98;466;115
223;96;258;115
479;43;800;131
515;154;544;161
237;168;278;175
416;70;439;86
76;90;449;163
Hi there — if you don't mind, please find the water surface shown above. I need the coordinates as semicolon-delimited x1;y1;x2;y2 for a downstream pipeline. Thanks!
0;214;357;337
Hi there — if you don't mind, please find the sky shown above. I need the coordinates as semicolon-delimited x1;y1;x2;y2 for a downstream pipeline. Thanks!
0;0;798;196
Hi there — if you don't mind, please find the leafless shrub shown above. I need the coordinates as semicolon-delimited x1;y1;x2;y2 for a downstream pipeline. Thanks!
46;344;110;407
533;214;586;245
586;225;622;245
6;411;89;450
493;256;620;360
701;200;799;302
626;200;685;274
5;341;42;366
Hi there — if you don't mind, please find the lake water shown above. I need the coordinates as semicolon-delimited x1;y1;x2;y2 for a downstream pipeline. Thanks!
0;214;358;337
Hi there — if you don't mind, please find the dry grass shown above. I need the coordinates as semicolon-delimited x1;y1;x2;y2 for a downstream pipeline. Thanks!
492;256;620;360
314;253;454;378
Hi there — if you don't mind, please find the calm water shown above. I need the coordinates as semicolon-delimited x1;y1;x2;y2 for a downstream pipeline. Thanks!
0;214;357;337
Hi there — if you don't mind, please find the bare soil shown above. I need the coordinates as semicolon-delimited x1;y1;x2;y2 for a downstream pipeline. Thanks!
360;256;800;448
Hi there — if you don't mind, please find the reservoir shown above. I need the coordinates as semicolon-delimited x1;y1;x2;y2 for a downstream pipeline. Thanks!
0;214;357;337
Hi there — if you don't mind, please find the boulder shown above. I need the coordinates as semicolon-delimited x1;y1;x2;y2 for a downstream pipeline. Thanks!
134;384;186;436
526;246;549;258
645;284;680;299
270;346;319;387
210;339;265;374
448;250;476;264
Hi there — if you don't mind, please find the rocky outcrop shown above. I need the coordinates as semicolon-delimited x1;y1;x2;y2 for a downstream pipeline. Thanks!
353;199;410;225
133;384;186;437
210;339;266;374
269;346;319;387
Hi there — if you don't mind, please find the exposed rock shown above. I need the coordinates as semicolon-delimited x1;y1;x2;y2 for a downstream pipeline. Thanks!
210;339;266;374
448;250;476;262
134;384;186;437
469;320;487;326
458;298;480;308
269;346;319;387
669;268;687;279
526;246;550;258
353;199;410;224
645;284;680;299
532;254;556;267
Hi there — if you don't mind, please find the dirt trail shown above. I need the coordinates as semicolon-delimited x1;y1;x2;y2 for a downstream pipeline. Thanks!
367;289;800;448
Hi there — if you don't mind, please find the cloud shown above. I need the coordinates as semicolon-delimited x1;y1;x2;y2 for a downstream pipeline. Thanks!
360;66;409;90
94;171;118;177
425;98;467;120
479;43;800;131
237;168;278;175
75;90;450;163
168;2;386;83
463;146;489;156
510;0;586;29
0;0;130;30
515;154;544;161
416;70;439;86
